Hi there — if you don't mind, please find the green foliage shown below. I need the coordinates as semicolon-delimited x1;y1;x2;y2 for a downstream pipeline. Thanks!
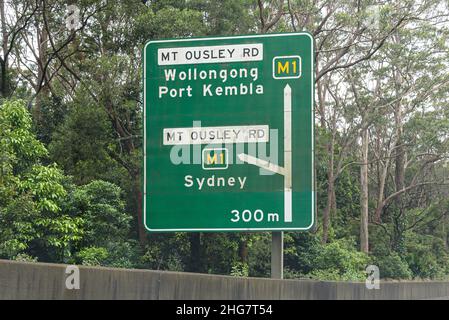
315;128;362;241
188;0;256;35
75;241;140;269
134;3;205;42
21;165;83;252
307;238;370;281
67;180;138;268
0;100;83;261
230;262;249;277
285;232;322;276
103;241;141;269
248;233;271;277
34;95;68;145
202;233;240;274
286;233;370;281
20;164;67;213
141;233;190;271
71;180;131;247
2;0;449;283
14;253;38;263
369;225;413;279
0;195;38;258
404;232;449;279
0;99;47;177
373;251;413;279
76;247;109;266
49;103;119;185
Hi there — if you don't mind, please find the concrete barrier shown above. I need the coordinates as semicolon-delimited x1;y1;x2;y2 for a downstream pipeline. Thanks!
1;259;448;300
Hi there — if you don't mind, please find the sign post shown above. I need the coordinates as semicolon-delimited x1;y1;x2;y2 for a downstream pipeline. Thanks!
143;33;314;278
271;231;284;279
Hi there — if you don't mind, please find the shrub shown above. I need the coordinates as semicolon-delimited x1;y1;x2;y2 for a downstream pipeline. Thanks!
373;251;412;279
76;247;109;266
308;238;370;281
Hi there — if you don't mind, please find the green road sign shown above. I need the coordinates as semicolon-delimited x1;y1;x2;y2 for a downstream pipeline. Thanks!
143;33;314;232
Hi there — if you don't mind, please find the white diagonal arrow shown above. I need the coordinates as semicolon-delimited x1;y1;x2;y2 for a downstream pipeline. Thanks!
238;84;293;223
238;153;286;176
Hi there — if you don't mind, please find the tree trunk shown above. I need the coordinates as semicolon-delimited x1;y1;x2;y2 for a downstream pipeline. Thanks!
392;46;406;253
322;139;334;244
135;179;146;245
375;159;389;222
0;60;6;97
392;119;405;253
0;0;8;97
34;24;49;122
187;233;203;273
238;236;249;264
360;128;369;253
443;215;448;250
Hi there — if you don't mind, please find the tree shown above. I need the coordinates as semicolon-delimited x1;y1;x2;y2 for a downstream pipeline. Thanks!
0;99;83;261
69;180;138;268
0;0;39;97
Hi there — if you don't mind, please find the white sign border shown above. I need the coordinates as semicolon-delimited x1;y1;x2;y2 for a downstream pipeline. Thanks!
143;32;315;232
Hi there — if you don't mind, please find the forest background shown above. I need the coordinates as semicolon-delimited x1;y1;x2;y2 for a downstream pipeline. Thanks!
1;0;449;280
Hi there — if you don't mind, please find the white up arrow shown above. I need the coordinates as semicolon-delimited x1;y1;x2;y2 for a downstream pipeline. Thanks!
238;84;293;223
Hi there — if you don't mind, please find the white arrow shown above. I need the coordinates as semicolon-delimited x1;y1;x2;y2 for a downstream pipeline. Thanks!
238;85;293;223
238;153;286;176
284;84;292;223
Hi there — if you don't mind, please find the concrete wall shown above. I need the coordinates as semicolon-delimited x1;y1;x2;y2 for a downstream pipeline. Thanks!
1;259;448;300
